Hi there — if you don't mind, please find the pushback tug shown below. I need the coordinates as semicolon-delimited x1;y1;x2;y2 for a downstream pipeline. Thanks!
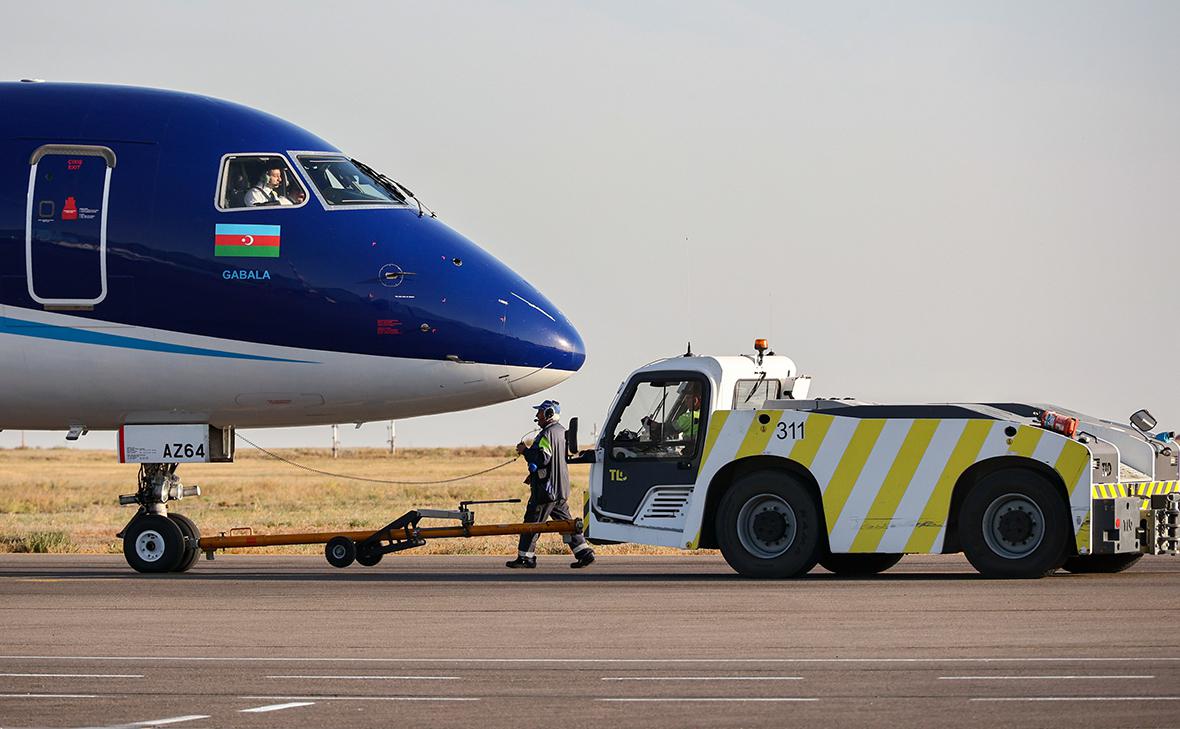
581;340;1178;578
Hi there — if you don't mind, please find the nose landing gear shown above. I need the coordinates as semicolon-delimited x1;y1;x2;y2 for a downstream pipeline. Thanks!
117;464;202;573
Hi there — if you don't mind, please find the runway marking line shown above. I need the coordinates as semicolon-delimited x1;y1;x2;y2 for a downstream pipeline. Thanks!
599;697;819;702
0;693;97;698
0;673;143;678
241;695;479;702
941;675;1155;681
266;675;460;680
602;677;804;681
8;655;1180;664
972;697;1180;702
129;712;212;721
128;716;210;726
240;702;315;713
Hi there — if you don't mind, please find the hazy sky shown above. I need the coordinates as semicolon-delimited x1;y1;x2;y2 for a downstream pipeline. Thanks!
2;1;1178;452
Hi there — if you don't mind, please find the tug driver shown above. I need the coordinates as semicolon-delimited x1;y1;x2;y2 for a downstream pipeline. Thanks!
506;400;596;569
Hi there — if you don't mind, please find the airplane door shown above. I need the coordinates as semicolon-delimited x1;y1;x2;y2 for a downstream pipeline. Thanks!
25;145;115;308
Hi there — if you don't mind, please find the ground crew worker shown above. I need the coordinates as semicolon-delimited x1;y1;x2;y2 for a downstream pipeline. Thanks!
505;400;596;569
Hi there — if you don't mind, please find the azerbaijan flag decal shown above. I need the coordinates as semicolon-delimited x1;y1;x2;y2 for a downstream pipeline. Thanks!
215;223;281;258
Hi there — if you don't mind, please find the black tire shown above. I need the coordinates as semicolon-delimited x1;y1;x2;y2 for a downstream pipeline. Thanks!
168;513;201;573
715;469;822;578
1061;553;1143;574
123;515;185;573
819;552;903;576
325;536;356;568
959;469;1071;579
355;546;383;567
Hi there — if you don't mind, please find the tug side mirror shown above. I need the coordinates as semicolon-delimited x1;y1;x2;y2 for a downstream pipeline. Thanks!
1131;409;1157;433
567;417;579;454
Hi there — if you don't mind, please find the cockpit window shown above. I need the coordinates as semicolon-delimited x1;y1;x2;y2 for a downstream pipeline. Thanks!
216;154;307;210
296;155;406;207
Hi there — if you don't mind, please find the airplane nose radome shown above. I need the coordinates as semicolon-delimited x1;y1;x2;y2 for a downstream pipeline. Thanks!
503;295;585;374
551;319;586;373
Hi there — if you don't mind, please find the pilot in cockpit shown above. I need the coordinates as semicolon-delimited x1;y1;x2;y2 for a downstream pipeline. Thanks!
244;164;293;206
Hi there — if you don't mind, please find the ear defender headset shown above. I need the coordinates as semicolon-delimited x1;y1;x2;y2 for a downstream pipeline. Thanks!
535;400;560;421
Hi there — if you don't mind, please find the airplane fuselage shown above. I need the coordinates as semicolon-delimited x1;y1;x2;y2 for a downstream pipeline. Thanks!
0;82;585;430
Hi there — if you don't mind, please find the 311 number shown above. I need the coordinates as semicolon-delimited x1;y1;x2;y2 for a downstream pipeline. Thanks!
775;421;805;440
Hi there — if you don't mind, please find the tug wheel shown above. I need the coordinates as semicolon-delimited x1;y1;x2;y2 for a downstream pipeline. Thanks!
168;513;201;573
715;469;821;578
959;469;1070;579
123;515;185;573
325;536;356;568
356;546;383;567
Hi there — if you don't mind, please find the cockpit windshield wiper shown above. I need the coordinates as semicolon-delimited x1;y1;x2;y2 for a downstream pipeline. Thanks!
351;158;436;219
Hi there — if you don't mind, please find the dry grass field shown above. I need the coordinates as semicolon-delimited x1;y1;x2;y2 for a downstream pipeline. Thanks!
0;446;692;557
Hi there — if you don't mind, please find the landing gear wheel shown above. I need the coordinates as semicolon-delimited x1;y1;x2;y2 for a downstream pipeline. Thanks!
819;553;903;576
168;513;201;573
715;469;821;578
325;536;356;568
123;515;185;573
959;469;1070;579
1061;553;1143;574
356;546;383;567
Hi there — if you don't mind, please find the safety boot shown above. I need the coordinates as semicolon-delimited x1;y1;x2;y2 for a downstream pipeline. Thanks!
505;555;537;569
570;550;596;569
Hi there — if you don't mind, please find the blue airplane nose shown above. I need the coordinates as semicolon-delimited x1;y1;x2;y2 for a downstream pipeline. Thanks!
500;285;585;374
385;219;584;380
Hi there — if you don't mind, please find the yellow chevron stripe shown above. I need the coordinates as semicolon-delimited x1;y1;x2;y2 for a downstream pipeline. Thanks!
904;420;994;553
1145;481;1178;495
735;410;782;459
699;410;730;466
1055;441;1090;497
1008;426;1043;457
1095;483;1127;498
821;419;887;530
789;414;834;468
850;419;940;553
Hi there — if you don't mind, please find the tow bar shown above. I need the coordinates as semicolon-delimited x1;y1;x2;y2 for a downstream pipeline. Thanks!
196;499;582;568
